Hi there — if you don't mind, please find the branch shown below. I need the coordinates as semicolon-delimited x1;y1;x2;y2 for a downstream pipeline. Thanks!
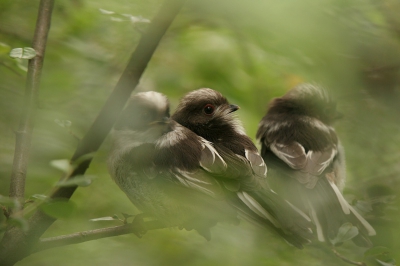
0;0;187;265
34;220;166;253
8;0;54;215
331;248;367;266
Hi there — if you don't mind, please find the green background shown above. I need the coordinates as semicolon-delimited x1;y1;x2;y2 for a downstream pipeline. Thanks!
0;0;399;265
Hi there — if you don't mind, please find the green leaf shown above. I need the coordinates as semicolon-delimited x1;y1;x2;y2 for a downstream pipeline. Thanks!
376;259;396;266
71;152;96;168
90;216;118;222
40;199;76;219
354;200;373;213
0;42;11;55
50;159;72;173
16;59;27;72
99;8;115;15
54;119;72;128
8;217;29;232
121;212;134;219
55;175;97;187
329;223;359;246
29;194;48;201
365;246;391;258
9;47;37;59
0;195;20;209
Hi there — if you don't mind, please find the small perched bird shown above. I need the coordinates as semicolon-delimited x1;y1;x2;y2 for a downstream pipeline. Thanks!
172;88;313;248
108;91;238;239
256;83;376;247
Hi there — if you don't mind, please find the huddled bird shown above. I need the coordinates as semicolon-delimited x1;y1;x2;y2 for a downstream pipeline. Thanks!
108;91;238;240
108;90;312;248
172;88;313;248
256;83;376;247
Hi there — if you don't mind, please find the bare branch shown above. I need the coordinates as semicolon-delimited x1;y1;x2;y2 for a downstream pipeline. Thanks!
33;220;165;253
332;248;367;266
0;0;187;265
8;0;54;215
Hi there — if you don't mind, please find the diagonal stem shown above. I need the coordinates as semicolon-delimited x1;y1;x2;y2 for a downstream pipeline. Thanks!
0;0;187;265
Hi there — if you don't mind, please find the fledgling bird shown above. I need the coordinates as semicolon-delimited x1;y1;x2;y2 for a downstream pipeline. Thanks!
256;83;376;247
172;88;313;248
108;91;238;239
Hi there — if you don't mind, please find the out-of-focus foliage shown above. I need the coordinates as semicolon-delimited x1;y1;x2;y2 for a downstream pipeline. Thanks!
1;0;400;265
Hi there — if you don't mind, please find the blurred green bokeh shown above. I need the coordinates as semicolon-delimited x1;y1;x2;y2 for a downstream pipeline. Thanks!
1;0;399;265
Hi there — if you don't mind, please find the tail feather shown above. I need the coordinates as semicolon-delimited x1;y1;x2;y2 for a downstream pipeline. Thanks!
231;196;309;249
233;189;314;249
309;176;375;247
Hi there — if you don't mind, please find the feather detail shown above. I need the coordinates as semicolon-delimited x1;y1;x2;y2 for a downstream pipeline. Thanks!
285;200;312;222
327;177;350;214
199;139;227;174
237;191;280;228
308;202;325;242
245;149;268;177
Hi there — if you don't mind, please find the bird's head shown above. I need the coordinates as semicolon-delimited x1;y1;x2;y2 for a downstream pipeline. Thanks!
172;88;244;140
274;83;341;124
113;91;171;143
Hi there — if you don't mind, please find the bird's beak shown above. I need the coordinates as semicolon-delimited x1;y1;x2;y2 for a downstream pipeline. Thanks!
148;116;170;126
229;104;240;113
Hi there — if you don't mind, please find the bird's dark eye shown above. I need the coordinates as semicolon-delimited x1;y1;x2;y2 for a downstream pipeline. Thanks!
203;104;215;115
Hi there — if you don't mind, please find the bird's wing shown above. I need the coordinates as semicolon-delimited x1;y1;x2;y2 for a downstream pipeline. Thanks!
244;149;268;178
164;139;228;199
212;146;265;192
270;141;337;188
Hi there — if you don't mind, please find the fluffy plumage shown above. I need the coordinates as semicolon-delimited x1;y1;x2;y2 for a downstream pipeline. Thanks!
256;83;376;247
172;88;313;248
108;91;238;240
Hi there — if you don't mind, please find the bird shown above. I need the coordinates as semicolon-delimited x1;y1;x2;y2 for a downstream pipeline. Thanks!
107;91;238;240
256;83;376;247
171;88;313;248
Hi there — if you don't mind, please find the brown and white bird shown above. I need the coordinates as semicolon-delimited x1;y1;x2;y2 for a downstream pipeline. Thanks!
108;91;238;240
172;88;313;248
256;83;376;247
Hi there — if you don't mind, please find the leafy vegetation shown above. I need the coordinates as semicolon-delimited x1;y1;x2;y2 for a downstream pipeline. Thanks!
0;0;399;265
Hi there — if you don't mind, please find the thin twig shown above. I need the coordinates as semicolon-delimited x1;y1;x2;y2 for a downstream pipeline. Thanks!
0;0;187;265
8;0;54;215
33;220;165;253
332;248;367;266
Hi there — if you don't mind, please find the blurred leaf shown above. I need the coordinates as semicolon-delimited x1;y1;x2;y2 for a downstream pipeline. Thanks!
376;259;396;266
365;246;391;258
8;217;29;232
9;47;37;59
121;212;134;219
99;8;115;15
50;159;72;173
71;152;96;168
354;200;373;213
124;15;150;24
330;223;359;246
40;199;76;219
29;194;48;201
110;17;125;22
0;195;20;209
90;216;119;222
54;119;72;128
0;42;11;55
55;175;96;187
16;59;27;72
375;195;396;204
